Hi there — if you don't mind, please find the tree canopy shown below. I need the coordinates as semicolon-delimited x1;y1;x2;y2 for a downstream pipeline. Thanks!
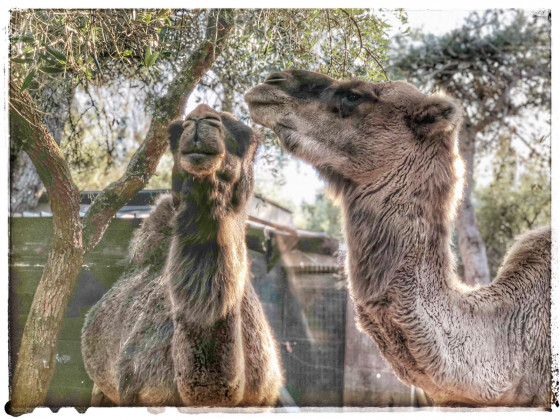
10;8;407;195
389;9;550;166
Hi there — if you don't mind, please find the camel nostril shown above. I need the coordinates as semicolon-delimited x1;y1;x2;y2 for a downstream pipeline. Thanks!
265;72;287;85
202;115;221;121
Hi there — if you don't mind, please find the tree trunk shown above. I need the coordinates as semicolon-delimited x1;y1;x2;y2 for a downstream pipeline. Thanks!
456;124;491;286
10;83;73;213
9;84;84;413
8;9;235;413
221;78;234;114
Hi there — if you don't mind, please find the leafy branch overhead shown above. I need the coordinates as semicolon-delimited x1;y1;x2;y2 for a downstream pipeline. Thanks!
203;9;407;112
11;9;198;87
11;9;405;94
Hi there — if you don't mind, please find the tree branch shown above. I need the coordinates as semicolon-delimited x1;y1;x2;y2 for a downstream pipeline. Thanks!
82;9;235;252
340;9;388;80
9;81;83;250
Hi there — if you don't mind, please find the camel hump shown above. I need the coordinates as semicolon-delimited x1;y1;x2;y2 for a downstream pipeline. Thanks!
494;226;551;287
129;194;174;266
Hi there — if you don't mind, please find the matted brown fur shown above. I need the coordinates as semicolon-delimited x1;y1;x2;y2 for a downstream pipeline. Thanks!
81;104;283;407
245;70;551;407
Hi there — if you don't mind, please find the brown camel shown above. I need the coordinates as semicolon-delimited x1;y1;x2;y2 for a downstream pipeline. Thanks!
81;104;283;407
245;70;551;407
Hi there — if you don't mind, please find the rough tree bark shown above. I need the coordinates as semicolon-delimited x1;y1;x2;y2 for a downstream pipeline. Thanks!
220;76;234;114
455;122;491;286
10;83;74;213
9;81;85;412
9;9;235;413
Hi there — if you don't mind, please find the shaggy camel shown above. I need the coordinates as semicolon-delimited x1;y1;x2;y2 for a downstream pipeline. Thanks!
81;104;283;407
245;70;551;407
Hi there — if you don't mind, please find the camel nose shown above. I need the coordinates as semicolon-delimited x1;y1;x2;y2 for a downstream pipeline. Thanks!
186;104;222;122
264;72;289;85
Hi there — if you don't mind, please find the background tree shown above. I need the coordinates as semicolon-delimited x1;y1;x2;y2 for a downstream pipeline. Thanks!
299;190;344;241
389;9;551;285
476;131;551;278
9;8;404;412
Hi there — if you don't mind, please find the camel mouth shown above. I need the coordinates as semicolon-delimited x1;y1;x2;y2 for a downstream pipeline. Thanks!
181;152;219;166
244;86;290;107
180;152;224;175
182;151;217;157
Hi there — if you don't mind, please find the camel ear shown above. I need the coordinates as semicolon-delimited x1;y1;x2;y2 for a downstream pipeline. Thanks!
408;96;462;141
168;120;184;153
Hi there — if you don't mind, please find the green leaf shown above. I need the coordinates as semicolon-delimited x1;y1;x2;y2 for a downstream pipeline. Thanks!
12;58;34;64
38;53;57;63
146;51;159;67
159;26;168;41
20;35;35;43
20;69;35;92
39;66;64;74
144;45;152;65
45;45;67;62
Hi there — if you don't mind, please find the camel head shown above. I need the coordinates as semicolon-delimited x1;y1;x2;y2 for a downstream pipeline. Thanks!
168;104;259;210
245;70;463;190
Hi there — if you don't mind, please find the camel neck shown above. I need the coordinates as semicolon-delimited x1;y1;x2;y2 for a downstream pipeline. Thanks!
166;178;248;325
342;146;462;305
173;177;228;242
343;199;454;304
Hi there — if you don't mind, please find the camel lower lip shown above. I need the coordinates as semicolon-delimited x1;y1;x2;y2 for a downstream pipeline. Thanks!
276;122;294;130
183;152;216;157
182;153;217;165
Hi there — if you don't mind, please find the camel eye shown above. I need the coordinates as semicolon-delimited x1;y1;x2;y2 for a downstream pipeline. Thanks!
345;93;361;102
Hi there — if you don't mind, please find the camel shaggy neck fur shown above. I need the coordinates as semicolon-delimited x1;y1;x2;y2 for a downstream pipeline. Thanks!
81;104;283;407
245;70;551;407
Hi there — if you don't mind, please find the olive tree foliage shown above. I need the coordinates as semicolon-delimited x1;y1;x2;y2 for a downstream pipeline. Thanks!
12;9;408;194
202;8;406;105
389;9;551;285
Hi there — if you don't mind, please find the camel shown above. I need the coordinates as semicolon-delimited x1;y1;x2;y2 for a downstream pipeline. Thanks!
245;70;551;407
81;104;283;407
